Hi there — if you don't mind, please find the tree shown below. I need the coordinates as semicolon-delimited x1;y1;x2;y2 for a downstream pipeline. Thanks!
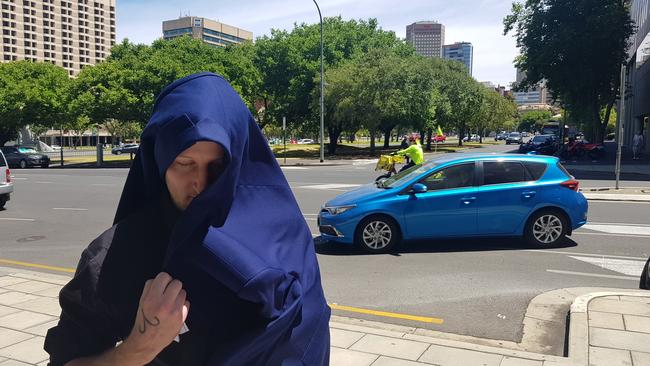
255;17;414;136
504;0;634;142
0;61;70;146
517;110;552;132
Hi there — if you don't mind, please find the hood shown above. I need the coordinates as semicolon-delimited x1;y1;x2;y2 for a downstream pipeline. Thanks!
113;72;330;365
325;183;386;206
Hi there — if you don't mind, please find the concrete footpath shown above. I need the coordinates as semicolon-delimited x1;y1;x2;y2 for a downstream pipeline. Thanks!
0;267;648;365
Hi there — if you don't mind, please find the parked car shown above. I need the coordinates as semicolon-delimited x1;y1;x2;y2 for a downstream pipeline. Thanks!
521;132;529;137
318;153;587;253
463;134;480;142
518;135;559;155
111;143;139;155
0;146;50;168
431;134;446;143
297;139;315;144
0;149;13;209
495;132;507;141
505;132;523;145
50;145;62;151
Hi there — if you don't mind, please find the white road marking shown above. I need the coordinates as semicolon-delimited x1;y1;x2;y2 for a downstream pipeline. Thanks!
35;181;54;184
522;249;648;261
304;218;317;221
280;166;308;170
568;255;646;276
91;183;117;187
573;231;650;239
0;218;36;221
582;224;650;236
546;269;638;281
52;208;88;211
587;222;650;227
298;183;361;190
10;177;27;180
352;159;378;166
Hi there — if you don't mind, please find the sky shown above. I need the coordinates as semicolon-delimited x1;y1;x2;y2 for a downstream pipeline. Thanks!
117;0;519;86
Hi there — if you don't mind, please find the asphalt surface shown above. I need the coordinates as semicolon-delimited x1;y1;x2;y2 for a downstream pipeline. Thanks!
1;142;649;345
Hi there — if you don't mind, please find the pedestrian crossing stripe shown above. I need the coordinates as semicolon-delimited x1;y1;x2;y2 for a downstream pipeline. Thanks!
298;184;362;190
568;255;646;276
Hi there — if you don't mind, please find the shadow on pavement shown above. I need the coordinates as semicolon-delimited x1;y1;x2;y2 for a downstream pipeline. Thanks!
315;236;578;256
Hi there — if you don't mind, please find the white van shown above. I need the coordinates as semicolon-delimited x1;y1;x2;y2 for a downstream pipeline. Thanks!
0;149;13;209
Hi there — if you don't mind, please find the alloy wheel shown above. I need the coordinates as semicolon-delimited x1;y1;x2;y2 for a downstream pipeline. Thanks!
532;214;563;244
362;221;392;250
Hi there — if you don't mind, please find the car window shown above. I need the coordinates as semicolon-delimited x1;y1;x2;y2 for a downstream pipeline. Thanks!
420;163;475;191
509;133;520;137
17;147;37;153
382;161;438;188
0;152;6;167
523;161;547;180
483;161;527;185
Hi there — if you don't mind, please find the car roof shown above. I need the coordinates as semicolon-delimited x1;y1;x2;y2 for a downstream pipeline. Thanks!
427;153;558;166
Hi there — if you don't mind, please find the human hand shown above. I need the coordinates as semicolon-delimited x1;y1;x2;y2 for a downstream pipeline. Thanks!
122;272;190;364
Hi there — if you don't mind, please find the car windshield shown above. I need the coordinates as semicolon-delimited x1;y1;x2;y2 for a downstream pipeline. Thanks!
380;161;437;188
17;147;37;153
508;133;520;137
532;136;550;143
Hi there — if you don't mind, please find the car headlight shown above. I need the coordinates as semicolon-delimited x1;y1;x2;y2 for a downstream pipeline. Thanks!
323;205;356;215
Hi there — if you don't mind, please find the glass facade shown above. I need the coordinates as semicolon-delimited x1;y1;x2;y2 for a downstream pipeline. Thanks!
443;42;473;75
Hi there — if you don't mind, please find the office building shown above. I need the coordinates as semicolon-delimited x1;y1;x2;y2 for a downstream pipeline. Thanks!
406;21;444;58
619;0;650;154
443;42;473;75
163;16;252;47
1;0;116;76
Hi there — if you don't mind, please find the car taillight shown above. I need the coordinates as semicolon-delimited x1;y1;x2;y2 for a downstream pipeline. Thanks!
561;179;579;191
5;168;10;183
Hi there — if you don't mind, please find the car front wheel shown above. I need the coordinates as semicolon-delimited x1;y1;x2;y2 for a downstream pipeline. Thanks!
19;159;27;169
525;210;567;248
355;215;400;254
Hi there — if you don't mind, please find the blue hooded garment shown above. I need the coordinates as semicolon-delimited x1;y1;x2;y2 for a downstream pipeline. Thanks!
114;72;331;365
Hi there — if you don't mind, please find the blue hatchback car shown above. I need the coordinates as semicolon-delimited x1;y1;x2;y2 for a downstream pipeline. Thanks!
318;154;588;253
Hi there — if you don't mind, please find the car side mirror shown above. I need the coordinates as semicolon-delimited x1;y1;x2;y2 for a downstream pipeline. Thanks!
411;183;428;194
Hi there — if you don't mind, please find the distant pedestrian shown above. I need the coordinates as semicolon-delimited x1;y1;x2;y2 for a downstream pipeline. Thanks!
399;136;410;164
633;131;644;160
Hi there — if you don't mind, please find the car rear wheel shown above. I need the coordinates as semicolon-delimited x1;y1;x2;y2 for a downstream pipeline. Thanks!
355;215;400;254
19;159;27;169
0;197;6;209
114;150;122;155
525;210;567;248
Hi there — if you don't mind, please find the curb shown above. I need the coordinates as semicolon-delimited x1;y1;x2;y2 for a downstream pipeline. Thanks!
581;193;650;202
567;291;650;365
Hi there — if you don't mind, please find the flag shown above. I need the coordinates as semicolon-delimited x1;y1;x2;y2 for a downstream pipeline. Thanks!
437;126;444;136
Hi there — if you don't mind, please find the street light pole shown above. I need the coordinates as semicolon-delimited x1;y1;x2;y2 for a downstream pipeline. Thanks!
312;0;324;163
615;63;626;190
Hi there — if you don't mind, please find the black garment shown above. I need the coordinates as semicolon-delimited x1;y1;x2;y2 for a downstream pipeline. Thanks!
399;161;416;173
641;256;650;290
44;195;264;366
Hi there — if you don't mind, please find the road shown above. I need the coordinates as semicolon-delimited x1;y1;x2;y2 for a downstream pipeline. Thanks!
1;143;649;346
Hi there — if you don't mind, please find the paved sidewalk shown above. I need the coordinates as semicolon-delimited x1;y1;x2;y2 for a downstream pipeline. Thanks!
0;266;648;365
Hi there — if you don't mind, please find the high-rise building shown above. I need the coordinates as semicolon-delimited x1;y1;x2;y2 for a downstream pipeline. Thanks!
406;21;445;58
0;0;116;76
512;67;550;109
162;16;252;47
443;42;473;74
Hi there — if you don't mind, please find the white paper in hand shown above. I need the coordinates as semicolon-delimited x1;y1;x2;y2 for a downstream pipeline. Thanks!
173;322;190;343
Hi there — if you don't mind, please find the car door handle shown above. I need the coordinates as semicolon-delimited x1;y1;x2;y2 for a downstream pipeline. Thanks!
522;191;537;198
461;197;476;205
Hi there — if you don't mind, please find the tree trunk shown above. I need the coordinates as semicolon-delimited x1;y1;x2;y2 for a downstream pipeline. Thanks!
425;128;433;151
327;127;340;155
370;130;376;155
458;124;465;146
383;130;391;148
600;97;616;144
